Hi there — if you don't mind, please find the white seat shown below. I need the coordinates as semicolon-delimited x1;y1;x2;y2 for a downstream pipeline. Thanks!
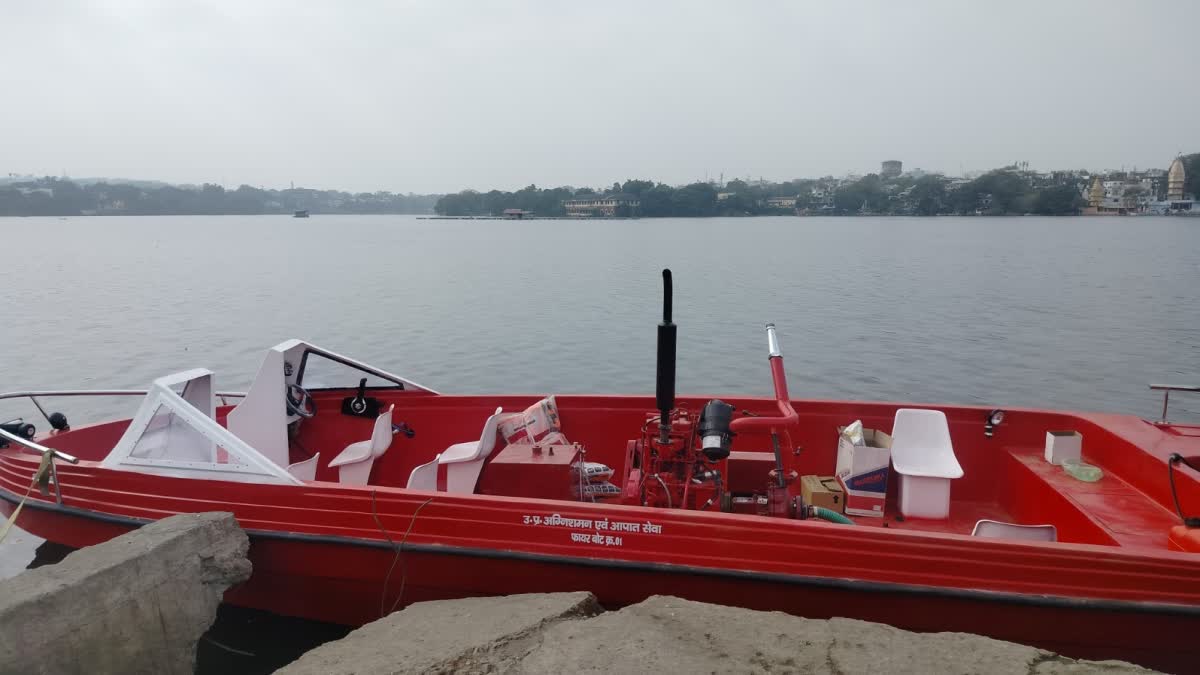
439;407;504;493
971;519;1057;542
287;453;320;481
404;407;504;493
890;408;962;519
329;405;394;485
407;454;440;491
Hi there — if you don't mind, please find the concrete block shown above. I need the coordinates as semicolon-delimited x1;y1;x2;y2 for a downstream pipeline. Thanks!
286;593;1154;675
277;591;601;675
0;512;250;675
518;596;1152;675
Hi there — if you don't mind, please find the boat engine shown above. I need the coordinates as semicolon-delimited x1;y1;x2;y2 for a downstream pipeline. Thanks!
626;269;803;517
634;402;731;511
620;271;728;510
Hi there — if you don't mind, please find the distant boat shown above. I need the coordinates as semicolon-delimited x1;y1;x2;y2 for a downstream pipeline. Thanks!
293;210;309;218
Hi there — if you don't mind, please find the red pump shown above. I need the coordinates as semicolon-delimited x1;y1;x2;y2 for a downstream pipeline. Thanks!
624;270;803;517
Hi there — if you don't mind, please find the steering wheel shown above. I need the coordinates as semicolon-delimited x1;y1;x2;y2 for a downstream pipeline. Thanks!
285;383;317;419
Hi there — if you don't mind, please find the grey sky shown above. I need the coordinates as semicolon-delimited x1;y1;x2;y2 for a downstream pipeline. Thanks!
3;1;1197;193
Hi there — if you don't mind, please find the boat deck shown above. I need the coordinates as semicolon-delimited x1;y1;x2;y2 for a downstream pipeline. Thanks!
1007;446;1179;549
848;499;1013;536
846;444;1180;550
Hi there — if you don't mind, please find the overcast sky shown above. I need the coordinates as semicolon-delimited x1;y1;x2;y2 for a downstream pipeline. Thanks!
3;1;1197;193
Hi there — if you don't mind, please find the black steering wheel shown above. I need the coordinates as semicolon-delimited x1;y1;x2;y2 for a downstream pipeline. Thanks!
285;383;317;419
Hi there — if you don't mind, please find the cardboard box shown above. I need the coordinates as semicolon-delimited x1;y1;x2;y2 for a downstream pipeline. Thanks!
800;475;845;513
835;427;893;517
1045;430;1082;465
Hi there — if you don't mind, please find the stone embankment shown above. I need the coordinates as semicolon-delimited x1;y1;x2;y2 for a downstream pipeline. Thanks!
279;592;1154;675
0;512;250;675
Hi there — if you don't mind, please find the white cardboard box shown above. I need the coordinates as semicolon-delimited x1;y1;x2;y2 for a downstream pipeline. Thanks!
835;428;893;517
1045;431;1082;465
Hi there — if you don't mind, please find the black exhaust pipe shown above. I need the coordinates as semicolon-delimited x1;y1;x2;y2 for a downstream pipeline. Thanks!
656;269;677;444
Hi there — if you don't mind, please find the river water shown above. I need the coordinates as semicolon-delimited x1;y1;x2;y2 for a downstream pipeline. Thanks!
3;215;1196;419
2;214;1197;668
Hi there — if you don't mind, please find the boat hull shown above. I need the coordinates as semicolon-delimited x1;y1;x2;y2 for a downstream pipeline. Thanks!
3;493;1197;673
4;391;1199;673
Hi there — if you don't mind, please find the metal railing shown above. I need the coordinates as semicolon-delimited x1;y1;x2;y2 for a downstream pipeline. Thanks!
1149;384;1200;424
0;389;247;426
0;425;79;505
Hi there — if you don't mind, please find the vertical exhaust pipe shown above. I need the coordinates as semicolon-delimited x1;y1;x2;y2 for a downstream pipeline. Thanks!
656;269;677;445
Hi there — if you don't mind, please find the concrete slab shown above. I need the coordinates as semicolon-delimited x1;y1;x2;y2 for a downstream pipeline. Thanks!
276;591;601;675
279;593;1155;675
0;512;250;675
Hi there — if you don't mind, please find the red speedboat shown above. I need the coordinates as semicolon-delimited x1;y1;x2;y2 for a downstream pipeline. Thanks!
2;271;1198;672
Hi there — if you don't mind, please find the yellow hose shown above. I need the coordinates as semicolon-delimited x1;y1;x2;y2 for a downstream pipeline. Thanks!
0;452;54;543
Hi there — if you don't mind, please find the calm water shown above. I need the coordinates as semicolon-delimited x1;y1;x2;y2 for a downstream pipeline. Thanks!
2;214;1197;668
2;215;1196;422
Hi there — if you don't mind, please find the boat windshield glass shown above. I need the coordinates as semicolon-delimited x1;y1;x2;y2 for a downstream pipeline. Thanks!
131;404;220;462
297;350;403;391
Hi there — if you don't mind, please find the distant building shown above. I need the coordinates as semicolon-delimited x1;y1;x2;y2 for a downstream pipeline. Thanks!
765;197;797;209
1167;156;1187;200
1095;197;1135;215
562;194;641;217
1139;177;1160;201
880;160;903;178
809;186;834;205
1087;177;1105;209
716;192;736;201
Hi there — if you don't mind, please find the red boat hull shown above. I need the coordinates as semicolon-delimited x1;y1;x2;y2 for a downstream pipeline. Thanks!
4;393;1199;673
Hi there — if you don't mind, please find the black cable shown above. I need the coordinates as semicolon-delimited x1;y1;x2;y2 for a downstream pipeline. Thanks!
370;490;435;618
1167;454;1200;528
369;489;400;619
388;497;433;615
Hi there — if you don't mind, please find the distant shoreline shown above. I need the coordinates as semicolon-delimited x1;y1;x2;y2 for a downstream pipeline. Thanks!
3;212;1194;219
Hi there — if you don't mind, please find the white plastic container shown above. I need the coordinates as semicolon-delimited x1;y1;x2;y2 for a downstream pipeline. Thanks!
897;474;954;519
1045;431;1082;465
890;409;963;519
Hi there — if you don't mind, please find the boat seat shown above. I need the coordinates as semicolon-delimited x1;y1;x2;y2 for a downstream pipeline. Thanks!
328;405;394;485
404;407;504;493
287;453;320;482
971;519;1057;542
891;408;963;519
439;407;504;493
407;454;440;491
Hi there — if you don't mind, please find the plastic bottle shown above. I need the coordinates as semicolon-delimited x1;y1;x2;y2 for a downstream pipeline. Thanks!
1062;458;1103;482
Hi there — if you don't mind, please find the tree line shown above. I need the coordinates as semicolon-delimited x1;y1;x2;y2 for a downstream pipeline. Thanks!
434;180;812;218
436;156;1199;218
0;178;439;217
6;154;1195;219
